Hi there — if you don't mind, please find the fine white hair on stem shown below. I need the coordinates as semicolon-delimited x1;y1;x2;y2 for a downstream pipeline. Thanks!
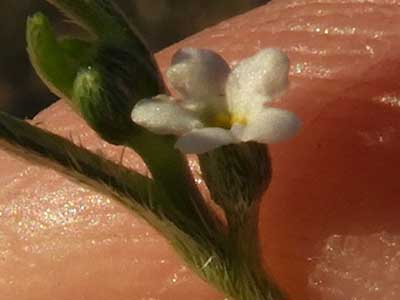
201;256;215;270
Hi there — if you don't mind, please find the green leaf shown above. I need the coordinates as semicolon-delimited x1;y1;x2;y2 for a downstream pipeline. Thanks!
45;0;160;84
58;37;95;68
26;12;79;99
46;0;131;40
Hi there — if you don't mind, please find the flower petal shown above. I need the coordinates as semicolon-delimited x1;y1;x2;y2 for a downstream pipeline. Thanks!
226;49;290;116
131;95;203;135
175;127;237;154
166;48;230;101
231;107;300;144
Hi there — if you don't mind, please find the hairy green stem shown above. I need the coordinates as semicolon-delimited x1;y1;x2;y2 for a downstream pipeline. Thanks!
125;132;226;251
0;111;282;300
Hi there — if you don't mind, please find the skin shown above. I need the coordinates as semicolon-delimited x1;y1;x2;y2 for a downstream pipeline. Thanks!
1;0;400;299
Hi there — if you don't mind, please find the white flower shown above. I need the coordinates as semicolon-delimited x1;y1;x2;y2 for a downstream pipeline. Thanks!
131;48;300;154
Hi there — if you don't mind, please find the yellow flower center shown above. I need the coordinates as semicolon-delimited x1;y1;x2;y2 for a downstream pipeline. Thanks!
230;115;247;126
210;112;247;128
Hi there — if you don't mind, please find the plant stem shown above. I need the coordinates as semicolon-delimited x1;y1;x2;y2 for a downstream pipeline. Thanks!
0;111;284;300
127;132;226;250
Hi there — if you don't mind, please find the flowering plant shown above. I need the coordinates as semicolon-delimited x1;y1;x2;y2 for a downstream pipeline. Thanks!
0;1;300;300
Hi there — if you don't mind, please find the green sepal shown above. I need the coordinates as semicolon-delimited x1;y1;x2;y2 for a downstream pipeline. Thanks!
199;142;271;228
68;42;162;144
71;66;134;144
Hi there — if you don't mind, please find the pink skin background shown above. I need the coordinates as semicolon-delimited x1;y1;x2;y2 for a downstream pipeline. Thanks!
1;0;400;299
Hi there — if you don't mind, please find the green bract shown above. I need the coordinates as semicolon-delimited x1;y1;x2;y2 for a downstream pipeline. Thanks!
26;3;162;144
